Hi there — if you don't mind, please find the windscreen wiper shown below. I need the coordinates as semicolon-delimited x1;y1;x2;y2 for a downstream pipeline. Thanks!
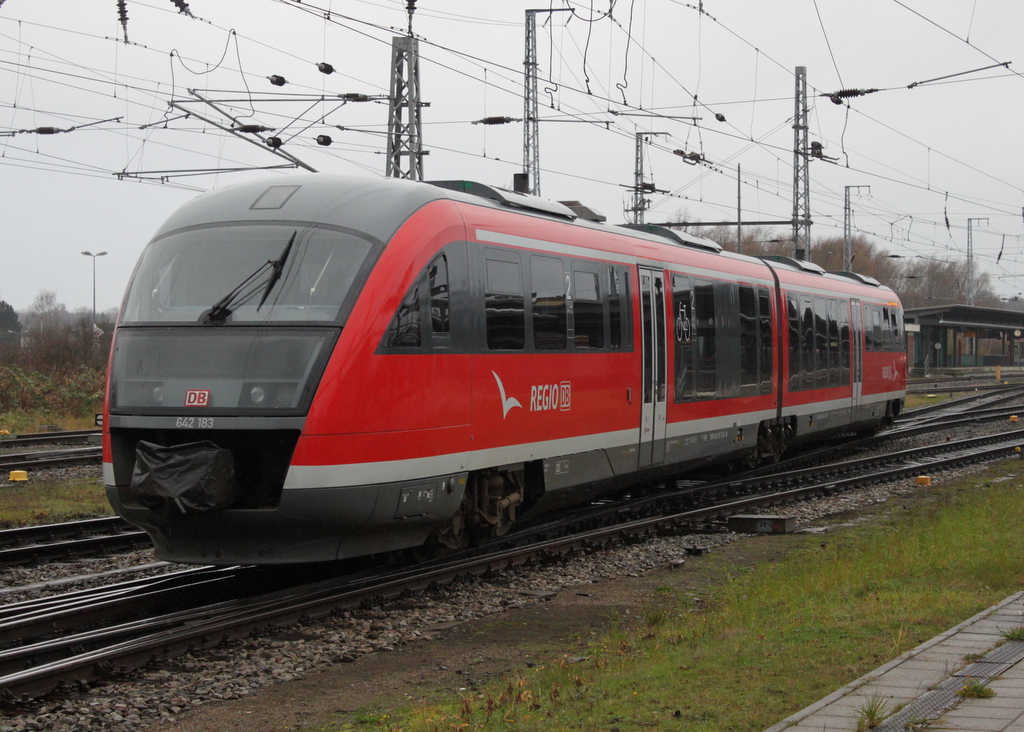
201;230;297;324
257;230;296;310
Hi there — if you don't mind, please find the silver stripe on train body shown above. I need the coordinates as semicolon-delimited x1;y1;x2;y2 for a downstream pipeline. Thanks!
282;407;785;491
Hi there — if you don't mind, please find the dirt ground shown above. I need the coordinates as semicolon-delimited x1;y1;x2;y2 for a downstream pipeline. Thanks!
145;532;795;732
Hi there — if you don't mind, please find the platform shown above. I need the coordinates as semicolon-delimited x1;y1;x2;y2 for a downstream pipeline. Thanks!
764;592;1024;732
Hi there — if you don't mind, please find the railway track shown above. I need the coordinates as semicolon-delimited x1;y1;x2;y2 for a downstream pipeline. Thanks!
0;517;147;567
0;430;100;448
0;447;102;472
0;423;1020;707
899;385;1024;419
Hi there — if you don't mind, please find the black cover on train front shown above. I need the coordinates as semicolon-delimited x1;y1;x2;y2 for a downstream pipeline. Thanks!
130;440;238;513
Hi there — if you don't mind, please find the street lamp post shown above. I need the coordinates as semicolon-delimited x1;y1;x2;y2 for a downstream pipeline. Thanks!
81;251;107;323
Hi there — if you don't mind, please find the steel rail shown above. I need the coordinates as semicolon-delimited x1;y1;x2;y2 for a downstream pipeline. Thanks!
0;431;99;448
0;447;102;471
0;517;132;550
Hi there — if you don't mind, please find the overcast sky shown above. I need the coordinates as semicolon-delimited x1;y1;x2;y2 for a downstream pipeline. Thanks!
1;0;1021;313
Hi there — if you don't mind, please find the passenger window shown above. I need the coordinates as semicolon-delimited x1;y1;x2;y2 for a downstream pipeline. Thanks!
800;296;814;390
758;288;773;395
814;298;828;389
739;285;758;396
827;299;840;387
787;294;800;392
694;280;716;398
383;281;421;348
609;267;623;350
573;270;604;349
428;254;449;336
531;255;567;350
871;307;882;351
673;275;694;402
840;302;851;385
485;257;525;350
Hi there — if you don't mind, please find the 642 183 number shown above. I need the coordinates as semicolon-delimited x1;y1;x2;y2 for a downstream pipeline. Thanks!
175;417;214;429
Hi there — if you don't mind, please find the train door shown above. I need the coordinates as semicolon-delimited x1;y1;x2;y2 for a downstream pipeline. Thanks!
639;267;668;467
851;299;864;415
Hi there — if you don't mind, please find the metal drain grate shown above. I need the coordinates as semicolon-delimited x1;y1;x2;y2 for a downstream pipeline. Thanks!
874;640;1024;732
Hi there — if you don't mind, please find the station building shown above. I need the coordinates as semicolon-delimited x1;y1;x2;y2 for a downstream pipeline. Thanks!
904;304;1024;372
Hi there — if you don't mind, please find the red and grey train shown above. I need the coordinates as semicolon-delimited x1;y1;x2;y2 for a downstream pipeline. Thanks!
103;174;907;564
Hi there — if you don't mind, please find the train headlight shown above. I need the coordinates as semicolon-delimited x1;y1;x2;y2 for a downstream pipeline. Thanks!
151;386;164;404
238;381;301;409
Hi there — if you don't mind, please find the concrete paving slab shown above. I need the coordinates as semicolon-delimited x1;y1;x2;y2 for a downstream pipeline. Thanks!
942;703;1024;721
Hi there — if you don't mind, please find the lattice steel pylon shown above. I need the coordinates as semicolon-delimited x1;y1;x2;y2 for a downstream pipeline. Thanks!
385;2;426;180
626;132;666;224
522;8;569;195
791;66;811;261
523;10;540;195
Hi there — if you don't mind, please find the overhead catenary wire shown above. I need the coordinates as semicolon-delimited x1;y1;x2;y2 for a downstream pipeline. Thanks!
0;0;1018;285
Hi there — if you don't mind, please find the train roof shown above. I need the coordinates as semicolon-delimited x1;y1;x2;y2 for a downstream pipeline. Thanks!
151;174;896;299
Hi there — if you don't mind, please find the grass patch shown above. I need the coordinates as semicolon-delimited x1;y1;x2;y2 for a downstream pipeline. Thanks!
903;392;966;409
855;694;894;731
321;461;1024;732
1001;626;1024;642
956;679;994;699
0;476;111;527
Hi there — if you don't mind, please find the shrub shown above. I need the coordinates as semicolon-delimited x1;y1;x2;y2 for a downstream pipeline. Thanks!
0;364;105;416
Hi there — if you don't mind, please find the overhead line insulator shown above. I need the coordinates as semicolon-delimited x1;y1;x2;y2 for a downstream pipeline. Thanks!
473;116;516;125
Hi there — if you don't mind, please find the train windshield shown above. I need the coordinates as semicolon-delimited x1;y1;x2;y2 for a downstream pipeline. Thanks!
120;223;376;324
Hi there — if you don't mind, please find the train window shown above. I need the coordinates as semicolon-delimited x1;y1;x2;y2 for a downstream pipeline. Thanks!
122;223;377;325
800;296;815;390
609;267;623;350
787;294;800;392
814;298;828;388
641;274;654;403
485;257;525;350
871;307;882;351
758;288;773;395
840;302;851;385
382;280;422;348
573;270;604;349
655;276;667;402
672;275;694;402
694;280;716;398
739;285;758;396
530;255;567;350
883;307;899;351
428;254;450;337
827;299;840;387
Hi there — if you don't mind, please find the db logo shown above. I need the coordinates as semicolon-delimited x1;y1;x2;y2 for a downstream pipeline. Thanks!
184;389;211;407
